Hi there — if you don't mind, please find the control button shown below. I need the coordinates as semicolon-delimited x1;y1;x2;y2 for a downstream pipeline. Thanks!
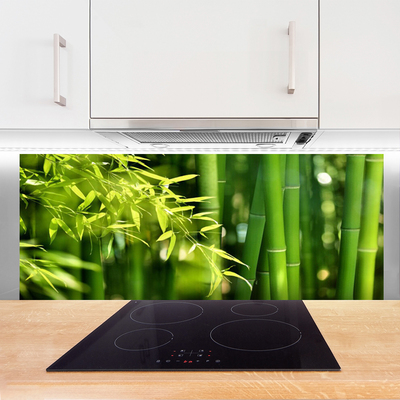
179;350;185;353
166;360;171;363
197;354;203;357
206;360;210;363
215;360;221;363
156;360;161;363
198;349;204;353
178;354;184;357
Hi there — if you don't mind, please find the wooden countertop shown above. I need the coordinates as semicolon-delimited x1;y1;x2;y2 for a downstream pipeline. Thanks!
0;300;399;400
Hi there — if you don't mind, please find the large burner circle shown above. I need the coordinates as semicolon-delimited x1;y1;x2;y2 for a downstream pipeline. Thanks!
114;328;173;351
130;302;203;325
231;302;278;317
210;319;301;352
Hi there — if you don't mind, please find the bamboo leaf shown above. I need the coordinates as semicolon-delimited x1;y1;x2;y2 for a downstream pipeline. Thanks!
43;157;52;176
77;190;96;211
200;224;222;233
166;233;176;260
157;230;173;242
20;242;46;250
76;214;85;240
192;212;216;218
169;206;195;213
71;185;86;200
20;217;27;233
131;208;141;231
156;206;168;232
208;246;247;266
49;218;59;243
54;218;78;241
162;174;198;184
107;223;138;229
177;196;214;203
39;268;67;287
223;270;253;289
37;270;59;292
91;163;104;178
106;235;114;258
135;169;166;181
87;212;106;223
188;243;197;254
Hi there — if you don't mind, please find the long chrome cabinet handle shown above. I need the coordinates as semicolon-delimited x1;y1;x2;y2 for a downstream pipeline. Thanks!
54;34;66;106
288;21;296;94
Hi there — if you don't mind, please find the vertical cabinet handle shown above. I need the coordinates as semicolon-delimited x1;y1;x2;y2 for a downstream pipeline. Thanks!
287;21;296;94
54;34;66;106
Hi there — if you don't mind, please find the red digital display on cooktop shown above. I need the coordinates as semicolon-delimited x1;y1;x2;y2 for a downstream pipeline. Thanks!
47;300;340;371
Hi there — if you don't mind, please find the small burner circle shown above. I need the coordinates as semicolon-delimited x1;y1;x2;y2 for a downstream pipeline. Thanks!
130;301;204;325
114;328;173;351
231;302;278;317
210;319;302;352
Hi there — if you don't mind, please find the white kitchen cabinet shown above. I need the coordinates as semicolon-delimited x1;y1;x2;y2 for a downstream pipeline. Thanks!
0;0;89;129
90;0;318;121
320;0;400;129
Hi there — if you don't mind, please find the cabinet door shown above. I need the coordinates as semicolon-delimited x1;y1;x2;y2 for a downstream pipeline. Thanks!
0;0;89;129
320;0;400;129
91;0;318;119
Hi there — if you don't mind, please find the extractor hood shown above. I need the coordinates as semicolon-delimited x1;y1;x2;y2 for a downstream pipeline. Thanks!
95;129;317;151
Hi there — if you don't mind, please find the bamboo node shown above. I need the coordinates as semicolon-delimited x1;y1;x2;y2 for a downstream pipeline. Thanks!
357;248;378;253
267;248;286;253
286;263;300;267
285;185;300;189
341;228;360;232
365;158;383;162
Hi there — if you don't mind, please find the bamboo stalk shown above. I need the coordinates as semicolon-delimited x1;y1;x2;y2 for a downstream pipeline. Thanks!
260;154;288;300
284;154;301;300
217;154;226;223
252;227;271;300
336;155;366;299
81;236;104;300
354;154;383;300
299;155;316;299
235;164;265;299
126;237;145;300
195;154;222;299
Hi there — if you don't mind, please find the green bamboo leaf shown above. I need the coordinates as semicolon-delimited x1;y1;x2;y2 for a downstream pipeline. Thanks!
169;206;195;213
76;214;85;240
209;247;247;266
87;212;107;223
106;235;114;258
166;233;176;260
49;218;59;243
20;242;46;250
188;243;197;254
157;230;173;242
107;223;137;229
20;216;27;233
192;216;218;224
156;206;168;232
78;190;96;211
37;270;59;292
223;270;253;289
39;268;67;287
71;185;86;200
177;196;213;203
135;169;166;181
91;163;104;178
97;192;117;214
44;178;86;190
200;224;222;233
162;174;199;184
20;193;29;208
192;212;216;218
43;157;52;176
55;218;78;241
131;208;141;231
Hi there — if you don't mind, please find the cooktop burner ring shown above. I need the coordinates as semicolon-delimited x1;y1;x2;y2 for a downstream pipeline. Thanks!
210;319;302;352
231;302;278;317
114;328;174;352
130;301;204;325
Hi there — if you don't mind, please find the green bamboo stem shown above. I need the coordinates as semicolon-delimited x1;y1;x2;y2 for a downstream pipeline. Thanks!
280;154;287;197
299;155;316;299
195;154;222;299
217;154;226;223
336;155;366;300
235;165;265;299
81;236;104;300
260;154;288;300
126;237;145;300
354;154;383;300
252;227;271;300
284;154;301;300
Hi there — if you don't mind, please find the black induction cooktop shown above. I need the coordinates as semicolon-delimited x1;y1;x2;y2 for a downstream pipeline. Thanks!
47;300;340;371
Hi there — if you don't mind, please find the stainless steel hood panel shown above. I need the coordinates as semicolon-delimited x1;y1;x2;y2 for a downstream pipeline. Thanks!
90;118;318;130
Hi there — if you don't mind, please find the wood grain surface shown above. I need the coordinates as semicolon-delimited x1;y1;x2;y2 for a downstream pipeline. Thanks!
0;300;399;399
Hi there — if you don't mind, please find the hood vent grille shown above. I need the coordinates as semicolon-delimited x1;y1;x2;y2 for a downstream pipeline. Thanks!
121;130;288;144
